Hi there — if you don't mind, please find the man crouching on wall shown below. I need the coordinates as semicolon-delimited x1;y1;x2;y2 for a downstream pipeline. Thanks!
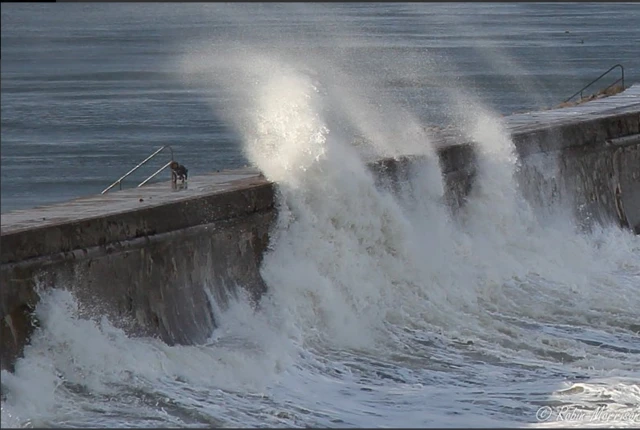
170;161;188;183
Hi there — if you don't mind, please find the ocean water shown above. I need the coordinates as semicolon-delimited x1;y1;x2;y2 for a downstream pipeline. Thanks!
1;3;640;428
2;2;640;212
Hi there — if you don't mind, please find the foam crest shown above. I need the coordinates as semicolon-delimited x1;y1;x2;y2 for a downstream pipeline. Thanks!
4;13;640;424
1;288;296;426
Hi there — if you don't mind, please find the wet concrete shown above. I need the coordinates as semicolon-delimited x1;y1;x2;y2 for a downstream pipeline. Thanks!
1;169;271;262
1;85;639;373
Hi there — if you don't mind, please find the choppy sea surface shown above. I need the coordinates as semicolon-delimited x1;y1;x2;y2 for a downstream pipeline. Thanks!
1;3;639;428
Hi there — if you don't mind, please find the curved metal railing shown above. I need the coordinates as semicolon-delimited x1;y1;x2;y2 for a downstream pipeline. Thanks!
564;64;625;103
101;145;174;194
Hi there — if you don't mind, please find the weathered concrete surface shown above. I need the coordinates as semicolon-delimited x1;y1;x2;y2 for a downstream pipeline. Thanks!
1;85;639;373
507;88;640;231
1;170;271;263
1;170;274;372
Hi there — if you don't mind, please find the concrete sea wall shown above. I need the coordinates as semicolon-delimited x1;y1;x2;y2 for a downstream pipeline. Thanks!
1;172;274;372
1;85;639;373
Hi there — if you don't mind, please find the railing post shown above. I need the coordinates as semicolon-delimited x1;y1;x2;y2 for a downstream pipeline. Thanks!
101;145;175;194
137;161;174;188
564;63;625;104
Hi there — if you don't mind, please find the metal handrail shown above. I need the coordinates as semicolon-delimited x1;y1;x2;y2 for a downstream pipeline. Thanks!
137;160;173;188
564;64;625;103
101;145;174;194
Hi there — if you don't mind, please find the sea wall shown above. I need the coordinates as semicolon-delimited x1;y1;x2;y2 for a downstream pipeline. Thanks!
512;109;639;231
1;173;275;372
1;86;639;373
